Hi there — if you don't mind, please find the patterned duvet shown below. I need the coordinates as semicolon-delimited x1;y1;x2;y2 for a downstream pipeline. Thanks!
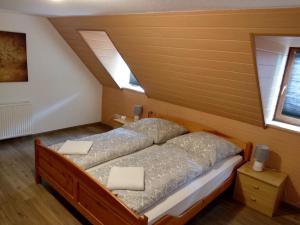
87;144;211;213
49;128;153;169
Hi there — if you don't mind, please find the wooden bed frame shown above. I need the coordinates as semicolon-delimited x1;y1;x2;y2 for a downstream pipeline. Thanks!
35;113;252;225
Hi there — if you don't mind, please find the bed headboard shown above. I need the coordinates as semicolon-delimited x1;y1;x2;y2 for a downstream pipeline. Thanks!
148;111;253;161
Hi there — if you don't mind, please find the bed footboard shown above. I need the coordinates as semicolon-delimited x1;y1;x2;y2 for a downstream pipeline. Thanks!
34;139;148;225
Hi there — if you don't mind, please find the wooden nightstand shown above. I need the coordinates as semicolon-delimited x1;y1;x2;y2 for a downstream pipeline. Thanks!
111;115;134;128
234;162;287;217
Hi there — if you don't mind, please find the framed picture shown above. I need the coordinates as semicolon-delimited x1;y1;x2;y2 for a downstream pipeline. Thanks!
0;31;28;82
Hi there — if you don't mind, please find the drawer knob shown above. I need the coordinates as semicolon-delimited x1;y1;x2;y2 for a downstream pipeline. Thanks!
253;185;260;190
250;196;256;202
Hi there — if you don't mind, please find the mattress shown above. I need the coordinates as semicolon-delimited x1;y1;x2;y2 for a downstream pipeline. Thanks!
144;155;243;225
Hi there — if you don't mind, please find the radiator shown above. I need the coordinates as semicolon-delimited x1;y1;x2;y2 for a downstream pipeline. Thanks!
0;102;32;140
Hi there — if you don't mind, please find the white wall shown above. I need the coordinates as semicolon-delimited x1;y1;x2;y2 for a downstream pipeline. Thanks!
0;11;102;134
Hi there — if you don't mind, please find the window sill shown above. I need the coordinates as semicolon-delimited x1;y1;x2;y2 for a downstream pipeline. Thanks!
121;85;145;94
268;120;300;134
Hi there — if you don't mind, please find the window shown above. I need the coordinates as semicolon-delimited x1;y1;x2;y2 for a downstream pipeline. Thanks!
79;30;144;93
275;47;300;126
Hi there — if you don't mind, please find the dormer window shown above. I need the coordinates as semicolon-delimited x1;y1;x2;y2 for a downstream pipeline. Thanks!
79;30;144;93
255;35;300;132
274;47;300;126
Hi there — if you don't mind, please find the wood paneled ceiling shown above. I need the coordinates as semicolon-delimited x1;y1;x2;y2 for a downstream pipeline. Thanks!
49;8;300;127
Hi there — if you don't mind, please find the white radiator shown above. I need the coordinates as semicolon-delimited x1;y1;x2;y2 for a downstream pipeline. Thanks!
0;102;32;140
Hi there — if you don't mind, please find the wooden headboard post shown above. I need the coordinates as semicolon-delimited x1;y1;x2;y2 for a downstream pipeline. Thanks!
243;142;253;162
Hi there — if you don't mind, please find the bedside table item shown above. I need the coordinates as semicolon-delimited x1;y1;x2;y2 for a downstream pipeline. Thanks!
234;162;287;217
133;105;143;121
253;144;269;171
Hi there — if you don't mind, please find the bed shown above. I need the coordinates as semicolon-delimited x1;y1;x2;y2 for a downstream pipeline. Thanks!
35;112;252;225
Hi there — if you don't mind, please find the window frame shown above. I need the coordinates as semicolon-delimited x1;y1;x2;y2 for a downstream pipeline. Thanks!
274;47;300;126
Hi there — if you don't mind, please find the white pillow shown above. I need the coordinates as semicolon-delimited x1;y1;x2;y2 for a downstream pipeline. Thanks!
123;118;187;144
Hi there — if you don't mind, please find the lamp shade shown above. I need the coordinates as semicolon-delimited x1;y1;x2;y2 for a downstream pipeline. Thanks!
133;105;143;116
254;144;269;162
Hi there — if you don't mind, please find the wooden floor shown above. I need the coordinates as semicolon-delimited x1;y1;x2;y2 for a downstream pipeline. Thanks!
0;124;299;225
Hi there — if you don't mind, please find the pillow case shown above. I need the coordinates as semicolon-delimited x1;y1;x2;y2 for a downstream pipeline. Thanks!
167;131;241;166
123;118;187;144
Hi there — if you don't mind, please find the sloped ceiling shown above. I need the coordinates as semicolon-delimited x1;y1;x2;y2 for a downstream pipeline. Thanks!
49;8;300;127
1;0;300;16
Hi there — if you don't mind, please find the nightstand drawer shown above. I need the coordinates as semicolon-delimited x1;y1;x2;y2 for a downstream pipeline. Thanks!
236;173;278;199
235;189;275;216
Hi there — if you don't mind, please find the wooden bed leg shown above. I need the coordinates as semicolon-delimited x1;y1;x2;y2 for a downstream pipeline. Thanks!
35;172;42;184
35;138;42;184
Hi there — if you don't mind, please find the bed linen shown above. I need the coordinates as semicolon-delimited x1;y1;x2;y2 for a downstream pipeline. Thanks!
87;144;211;213
145;155;243;224
49;128;153;169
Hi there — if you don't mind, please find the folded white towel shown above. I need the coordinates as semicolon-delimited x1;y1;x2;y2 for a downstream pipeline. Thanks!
107;167;145;191
58;140;93;155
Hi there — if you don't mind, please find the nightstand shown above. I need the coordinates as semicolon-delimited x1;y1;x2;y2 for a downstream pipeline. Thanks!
111;115;134;128
234;162;287;217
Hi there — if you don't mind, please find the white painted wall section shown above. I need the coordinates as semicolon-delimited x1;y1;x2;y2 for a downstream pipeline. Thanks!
0;11;102;134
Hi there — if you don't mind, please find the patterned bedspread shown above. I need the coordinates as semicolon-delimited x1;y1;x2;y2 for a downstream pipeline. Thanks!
49;128;153;169
87;144;211;213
